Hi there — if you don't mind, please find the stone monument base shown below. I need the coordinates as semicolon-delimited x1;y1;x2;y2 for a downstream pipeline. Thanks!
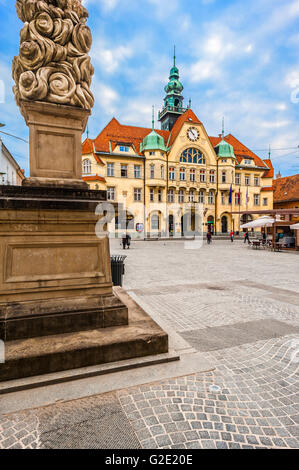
0;288;168;382
0;185;169;381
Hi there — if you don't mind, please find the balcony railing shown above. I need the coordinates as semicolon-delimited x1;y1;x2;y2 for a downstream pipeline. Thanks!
158;105;188;120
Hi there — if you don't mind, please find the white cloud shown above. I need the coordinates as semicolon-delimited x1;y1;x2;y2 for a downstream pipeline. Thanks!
92;81;119;115
91;39;132;74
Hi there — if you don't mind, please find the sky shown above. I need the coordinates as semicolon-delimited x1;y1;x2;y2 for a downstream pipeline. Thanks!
0;0;298;177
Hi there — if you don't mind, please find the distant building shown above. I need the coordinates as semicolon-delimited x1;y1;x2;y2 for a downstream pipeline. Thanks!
0;139;25;185
82;56;274;237
273;174;299;222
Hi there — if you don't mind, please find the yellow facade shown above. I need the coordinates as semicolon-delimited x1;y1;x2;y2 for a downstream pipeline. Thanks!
82;117;274;238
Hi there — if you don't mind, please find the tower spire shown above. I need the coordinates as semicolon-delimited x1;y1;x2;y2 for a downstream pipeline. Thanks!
268;144;271;159
222;117;225;140
174;45;176;67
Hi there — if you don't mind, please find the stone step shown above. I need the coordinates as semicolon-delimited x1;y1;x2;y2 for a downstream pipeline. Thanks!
0;288;169;382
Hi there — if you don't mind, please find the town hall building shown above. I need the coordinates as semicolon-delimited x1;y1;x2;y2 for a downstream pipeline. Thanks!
82;55;274;238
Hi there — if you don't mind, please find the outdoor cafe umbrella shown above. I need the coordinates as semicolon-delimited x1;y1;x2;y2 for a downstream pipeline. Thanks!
240;216;275;229
290;223;299;229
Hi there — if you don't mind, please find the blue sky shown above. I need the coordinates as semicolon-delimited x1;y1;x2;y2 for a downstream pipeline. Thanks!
0;0;298;176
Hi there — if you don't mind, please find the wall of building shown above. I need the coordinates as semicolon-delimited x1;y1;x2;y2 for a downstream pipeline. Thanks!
82;122;274;237
0;140;23;185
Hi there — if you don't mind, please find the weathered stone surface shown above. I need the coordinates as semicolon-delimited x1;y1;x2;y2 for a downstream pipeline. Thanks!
0;288;168;381
13;0;94;111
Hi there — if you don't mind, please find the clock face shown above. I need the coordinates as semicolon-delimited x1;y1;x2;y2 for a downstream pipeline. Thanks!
187;127;199;142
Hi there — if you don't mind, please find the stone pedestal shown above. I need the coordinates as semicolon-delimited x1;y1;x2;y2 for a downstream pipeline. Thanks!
20;101;89;189
0;185;128;342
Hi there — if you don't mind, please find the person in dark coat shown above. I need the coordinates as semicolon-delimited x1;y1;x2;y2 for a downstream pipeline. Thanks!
244;231;250;244
207;232;212;244
126;234;131;249
122;233;127;250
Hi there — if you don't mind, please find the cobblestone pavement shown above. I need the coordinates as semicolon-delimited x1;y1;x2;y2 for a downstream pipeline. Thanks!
0;241;298;449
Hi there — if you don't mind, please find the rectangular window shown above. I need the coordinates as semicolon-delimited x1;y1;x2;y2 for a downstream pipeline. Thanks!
150;188;154;202
169;167;175;180
244;159;252;165
200;170;206;183
254;176;259;187
158;189;162;202
263;198;268;206
254;194;260;206
245;175;250;186
235;173;241;185
190;169;196;182
134;188;142;202
221;192;225;204
189;191;195;202
208;192;214;204
107;187;115;201
119;146;130;152
199;191;205;204
150;165;155;179
222;172;226;183
168;190;174;203
121;165;128;178
149;151;155;156
180;168;186;181
134;165;141;179
107;163;114;177
179;190;184;203
209;170;215;183
235;193;241;205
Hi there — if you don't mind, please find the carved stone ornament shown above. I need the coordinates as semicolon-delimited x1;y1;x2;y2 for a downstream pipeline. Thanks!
12;0;94;111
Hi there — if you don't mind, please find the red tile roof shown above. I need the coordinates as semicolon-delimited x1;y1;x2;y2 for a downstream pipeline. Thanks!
82;175;106;182
262;159;274;178
209;134;267;169
261;186;273;192
84;110;268;171
82;138;104;164
93;117;170;156
273;174;299;203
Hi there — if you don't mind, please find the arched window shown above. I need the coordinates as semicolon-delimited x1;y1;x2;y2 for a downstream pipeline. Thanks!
83;159;91;174
180;148;206;165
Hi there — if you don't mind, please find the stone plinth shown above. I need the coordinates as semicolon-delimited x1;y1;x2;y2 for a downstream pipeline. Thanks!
20;101;90;189
0;185;128;342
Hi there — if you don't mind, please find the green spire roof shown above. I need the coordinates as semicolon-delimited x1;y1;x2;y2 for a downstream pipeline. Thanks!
215;118;236;159
140;106;167;153
164;46;184;97
140;130;167;153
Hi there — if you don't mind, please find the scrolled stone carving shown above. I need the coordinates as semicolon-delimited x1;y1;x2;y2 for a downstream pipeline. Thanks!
13;0;94;111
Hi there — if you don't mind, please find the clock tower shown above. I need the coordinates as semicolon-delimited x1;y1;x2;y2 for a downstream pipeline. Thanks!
158;47;188;131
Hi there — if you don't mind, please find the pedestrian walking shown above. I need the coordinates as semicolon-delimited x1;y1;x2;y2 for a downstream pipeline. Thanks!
207;231;212;245
126;233;131;249
122;233;127;250
230;230;235;243
244;231;250;244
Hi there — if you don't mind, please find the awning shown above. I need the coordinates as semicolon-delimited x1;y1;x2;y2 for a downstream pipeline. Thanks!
290;223;299;229
240;216;275;229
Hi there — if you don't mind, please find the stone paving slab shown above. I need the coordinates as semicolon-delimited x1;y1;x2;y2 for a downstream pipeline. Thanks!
181;319;299;352
0;241;298;449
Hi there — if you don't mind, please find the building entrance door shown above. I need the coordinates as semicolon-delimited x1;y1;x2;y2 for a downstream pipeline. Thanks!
221;216;228;233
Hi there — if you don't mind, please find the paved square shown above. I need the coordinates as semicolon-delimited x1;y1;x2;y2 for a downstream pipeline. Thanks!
1;240;298;449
